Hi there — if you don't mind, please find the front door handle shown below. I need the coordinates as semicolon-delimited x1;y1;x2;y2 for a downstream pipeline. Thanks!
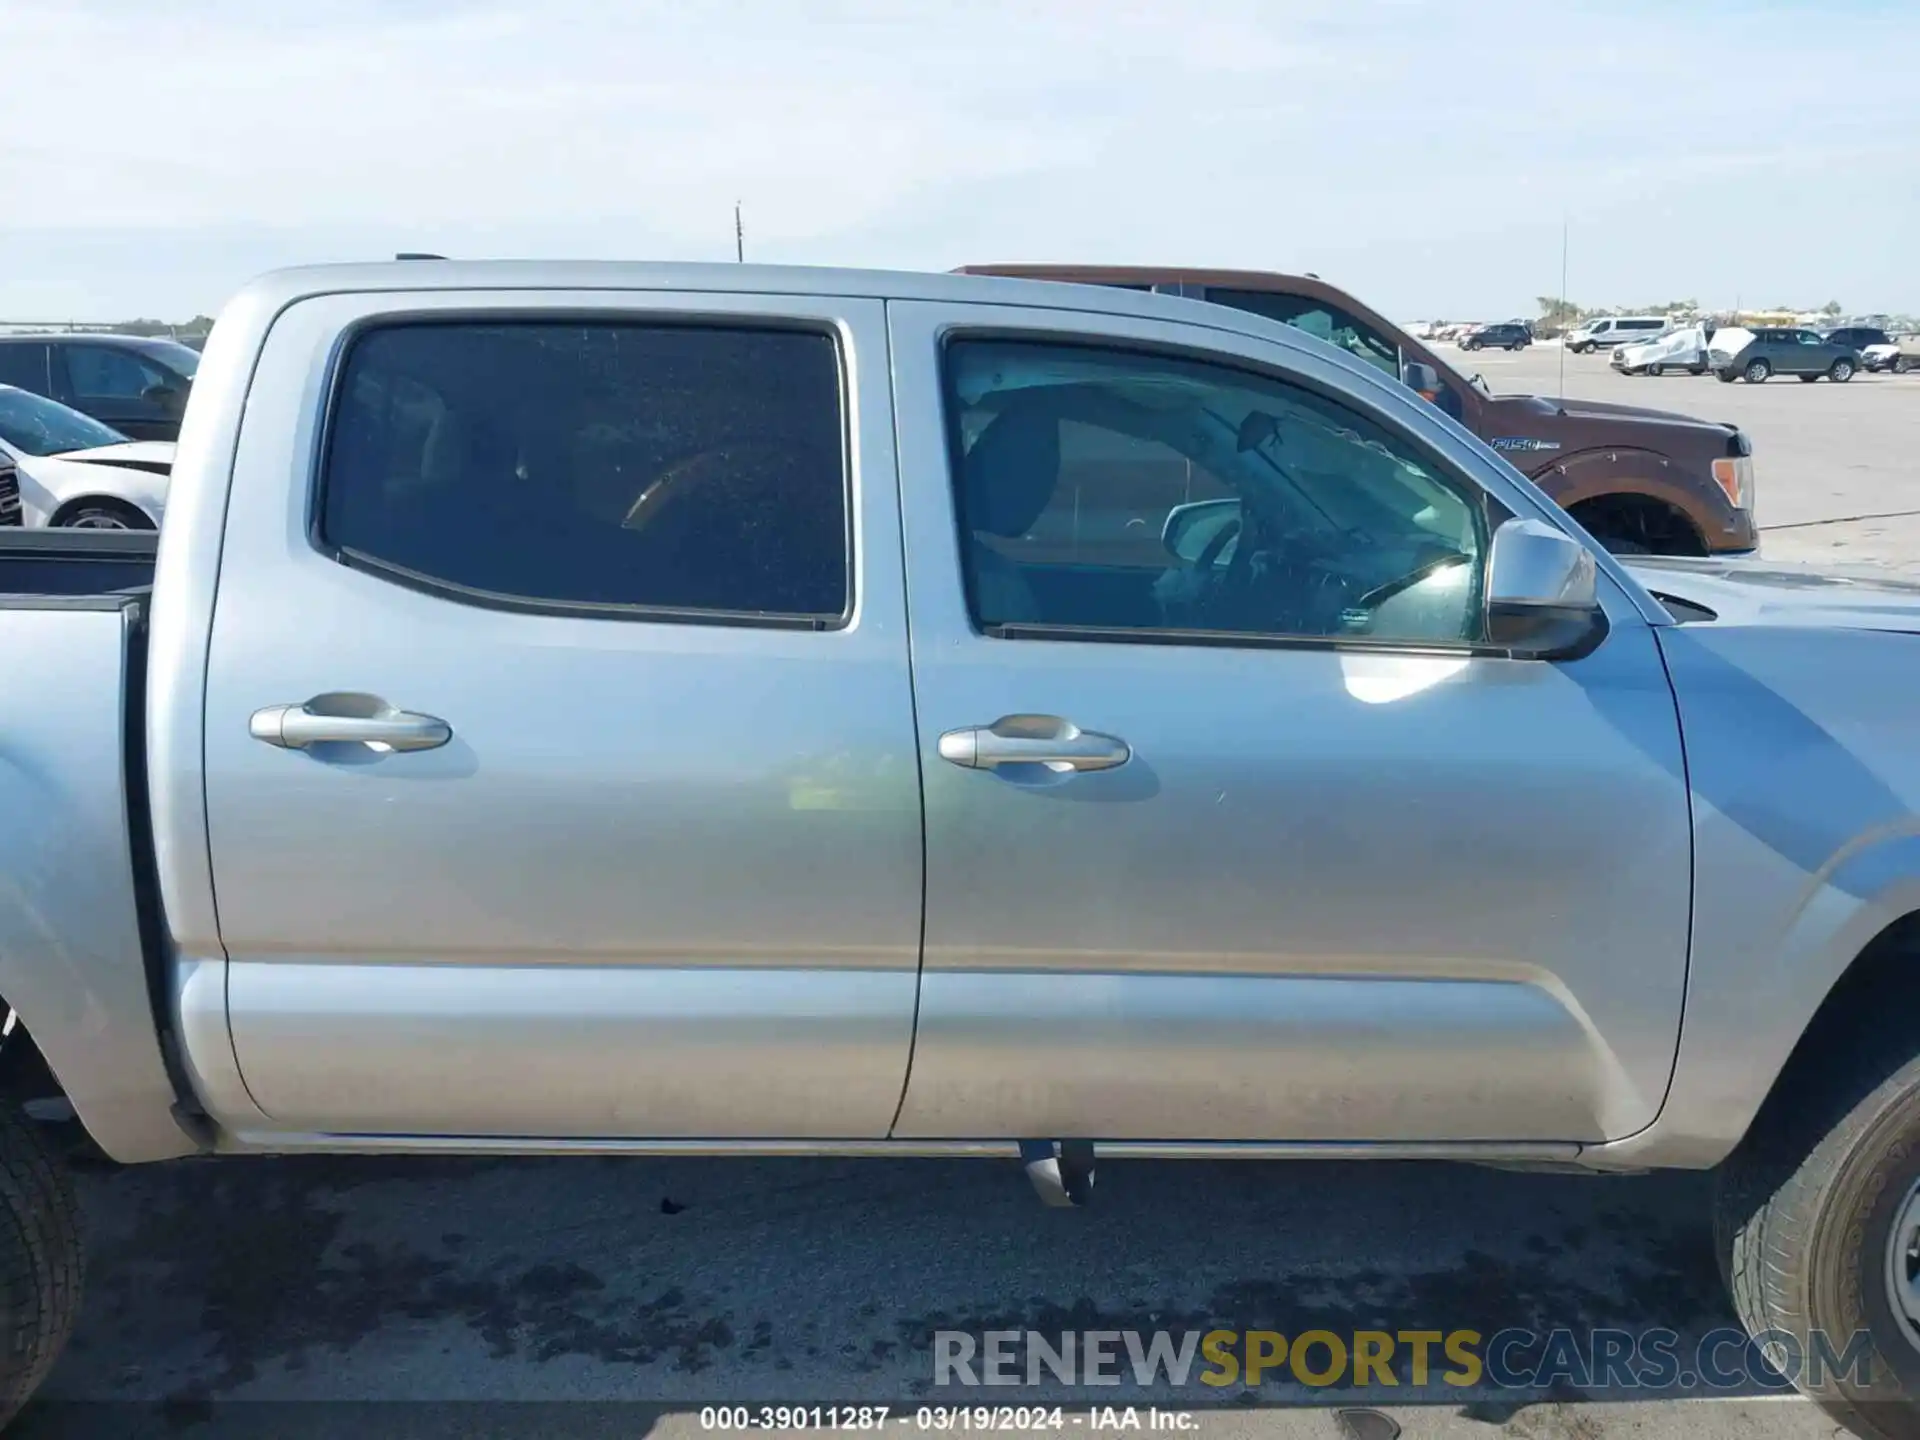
250;696;452;752
938;715;1131;773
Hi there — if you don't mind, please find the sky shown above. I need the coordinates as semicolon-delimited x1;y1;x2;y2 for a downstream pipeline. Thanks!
1;0;1915;322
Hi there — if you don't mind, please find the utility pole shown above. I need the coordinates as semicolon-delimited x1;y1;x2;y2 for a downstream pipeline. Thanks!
1557;216;1569;394
735;202;744;263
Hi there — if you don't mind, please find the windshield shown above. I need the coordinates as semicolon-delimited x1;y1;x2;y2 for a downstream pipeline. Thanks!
0;385;129;455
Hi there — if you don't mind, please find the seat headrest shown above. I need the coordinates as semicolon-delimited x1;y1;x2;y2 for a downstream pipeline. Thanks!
963;403;1060;539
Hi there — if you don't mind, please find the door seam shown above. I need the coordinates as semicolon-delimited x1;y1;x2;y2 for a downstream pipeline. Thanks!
883;297;930;1139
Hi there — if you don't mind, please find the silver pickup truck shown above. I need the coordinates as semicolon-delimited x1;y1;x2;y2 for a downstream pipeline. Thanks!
5;262;1920;1434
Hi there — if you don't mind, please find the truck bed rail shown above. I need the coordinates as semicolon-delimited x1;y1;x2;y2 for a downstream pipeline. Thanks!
0;529;159;600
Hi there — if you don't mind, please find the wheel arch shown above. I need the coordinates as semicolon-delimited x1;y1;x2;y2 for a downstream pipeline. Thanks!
1564;489;1710;557
1591;842;1920;1172
46;494;157;529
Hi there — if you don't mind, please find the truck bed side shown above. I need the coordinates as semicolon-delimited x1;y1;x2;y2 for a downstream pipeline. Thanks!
0;587;197;1163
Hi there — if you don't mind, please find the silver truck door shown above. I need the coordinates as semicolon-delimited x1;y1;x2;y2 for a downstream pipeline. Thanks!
202;291;922;1140
886;298;1693;1145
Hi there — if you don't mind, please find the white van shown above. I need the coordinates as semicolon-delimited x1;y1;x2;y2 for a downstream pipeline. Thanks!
1565;316;1668;354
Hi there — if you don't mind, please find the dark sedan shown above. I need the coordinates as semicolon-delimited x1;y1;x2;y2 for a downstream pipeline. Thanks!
1711;327;1861;384
0;334;198;440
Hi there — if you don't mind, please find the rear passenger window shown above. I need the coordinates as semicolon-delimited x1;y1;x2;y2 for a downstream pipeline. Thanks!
320;322;849;625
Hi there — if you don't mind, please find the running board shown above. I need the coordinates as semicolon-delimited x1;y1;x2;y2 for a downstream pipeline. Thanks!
219;1131;1585;1163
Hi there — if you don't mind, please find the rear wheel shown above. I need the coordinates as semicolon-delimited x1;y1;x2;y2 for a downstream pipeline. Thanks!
1745;358;1773;383
1897;356;1913;375
1832;359;1857;383
1690;363;1708;376
1651;363;1666;377
0;1103;83;1425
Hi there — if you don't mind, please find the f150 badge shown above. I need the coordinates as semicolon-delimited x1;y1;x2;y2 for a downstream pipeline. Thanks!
1490;437;1562;453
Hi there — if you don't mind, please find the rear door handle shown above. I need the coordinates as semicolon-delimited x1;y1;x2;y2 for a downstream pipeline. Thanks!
938;715;1131;773
250;697;452;753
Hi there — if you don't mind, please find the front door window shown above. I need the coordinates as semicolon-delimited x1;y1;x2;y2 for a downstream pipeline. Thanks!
945;338;1486;648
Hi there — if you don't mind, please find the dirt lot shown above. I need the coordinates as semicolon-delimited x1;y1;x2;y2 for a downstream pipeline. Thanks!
28;344;1919;1439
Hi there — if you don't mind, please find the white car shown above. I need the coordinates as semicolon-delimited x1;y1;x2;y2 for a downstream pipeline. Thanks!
0;384;171;528
1863;339;1916;374
1609;324;1711;377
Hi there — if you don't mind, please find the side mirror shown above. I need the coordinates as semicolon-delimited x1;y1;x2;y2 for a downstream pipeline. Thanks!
1485;517;1606;658
1401;361;1442;403
1161;497;1242;565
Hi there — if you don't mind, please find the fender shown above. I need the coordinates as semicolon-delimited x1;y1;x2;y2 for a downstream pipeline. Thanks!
1591;834;1920;1170
9;452;167;530
1588;623;1920;1169
1521;445;1709;522
0;603;198;1163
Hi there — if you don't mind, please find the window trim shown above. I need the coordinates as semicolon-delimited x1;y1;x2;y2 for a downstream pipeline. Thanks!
308;311;857;631
59;341;172;401
937;327;1500;657
0;341;52;394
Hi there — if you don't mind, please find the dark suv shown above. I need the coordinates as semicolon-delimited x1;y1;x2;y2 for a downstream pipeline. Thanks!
1461;322;1531;352
0;334;199;440
1710;328;1861;384
1823;325;1891;353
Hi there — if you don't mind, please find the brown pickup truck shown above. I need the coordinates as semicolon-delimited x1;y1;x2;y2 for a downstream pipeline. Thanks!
958;265;1758;557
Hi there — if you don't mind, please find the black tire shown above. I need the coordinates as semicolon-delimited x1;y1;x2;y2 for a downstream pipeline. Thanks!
1897;357;1913;376
1690;364;1708;376
1717;370;1738;383
1715;1022;1920;1438
1746;359;1772;383
1800;374;1821;383
0;1104;83;1424
51;498;153;531
1463;339;1480;352
1832;359;1856;383
1651;364;1666;377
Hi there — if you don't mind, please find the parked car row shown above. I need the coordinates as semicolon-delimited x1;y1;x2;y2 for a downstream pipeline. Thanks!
1591;319;1919;383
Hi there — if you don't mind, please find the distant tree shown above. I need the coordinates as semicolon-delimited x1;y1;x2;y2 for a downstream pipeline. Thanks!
1822;299;1843;317
1536;296;1584;326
